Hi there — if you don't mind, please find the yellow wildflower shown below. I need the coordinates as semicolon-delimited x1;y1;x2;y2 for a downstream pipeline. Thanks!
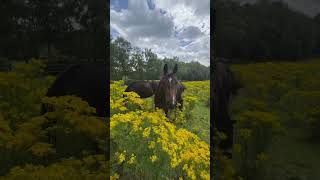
128;154;136;164
150;155;158;163
118;153;125;164
200;170;210;180
142;127;151;137
110;173;119;180
148;141;156;149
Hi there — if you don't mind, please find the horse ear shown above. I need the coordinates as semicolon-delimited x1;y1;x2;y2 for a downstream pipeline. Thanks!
163;64;168;75
173;64;178;74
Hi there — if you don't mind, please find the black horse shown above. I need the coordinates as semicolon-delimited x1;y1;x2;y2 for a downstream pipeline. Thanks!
212;61;242;157
154;64;184;116
124;81;158;98
41;63;108;156
42;63;108;117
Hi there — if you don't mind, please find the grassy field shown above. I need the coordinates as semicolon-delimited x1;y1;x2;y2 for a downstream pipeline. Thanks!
144;97;210;144
110;80;210;179
181;101;210;144
227;60;320;180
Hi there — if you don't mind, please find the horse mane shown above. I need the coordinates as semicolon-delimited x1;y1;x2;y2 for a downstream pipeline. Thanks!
154;77;167;109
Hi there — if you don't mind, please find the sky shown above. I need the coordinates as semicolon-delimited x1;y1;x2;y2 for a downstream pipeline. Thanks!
110;0;210;66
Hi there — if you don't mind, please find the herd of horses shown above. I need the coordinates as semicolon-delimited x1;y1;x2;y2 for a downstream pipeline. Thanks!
42;61;242;157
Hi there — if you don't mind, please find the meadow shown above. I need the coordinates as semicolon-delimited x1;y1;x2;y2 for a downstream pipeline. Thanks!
0;60;210;179
215;60;320;180
110;80;210;180
3;59;319;179
0;60;109;179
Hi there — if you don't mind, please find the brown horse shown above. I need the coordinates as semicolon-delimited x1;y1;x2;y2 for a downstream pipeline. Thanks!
154;64;184;116
124;81;158;98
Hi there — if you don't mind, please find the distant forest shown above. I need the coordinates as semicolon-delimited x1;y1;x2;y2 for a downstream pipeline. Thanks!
213;0;320;62
110;37;210;81
0;1;108;60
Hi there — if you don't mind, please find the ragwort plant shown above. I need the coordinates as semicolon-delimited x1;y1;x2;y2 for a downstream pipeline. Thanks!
110;81;210;180
0;60;108;179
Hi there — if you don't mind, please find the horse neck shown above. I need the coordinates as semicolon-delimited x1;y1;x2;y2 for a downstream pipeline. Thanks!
155;82;164;98
154;81;167;106
151;82;158;93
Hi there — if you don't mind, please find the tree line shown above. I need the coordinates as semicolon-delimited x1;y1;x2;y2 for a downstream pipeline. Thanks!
213;0;320;62
111;37;210;81
0;0;108;61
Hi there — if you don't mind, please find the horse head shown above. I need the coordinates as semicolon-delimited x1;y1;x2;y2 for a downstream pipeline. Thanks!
155;64;181;113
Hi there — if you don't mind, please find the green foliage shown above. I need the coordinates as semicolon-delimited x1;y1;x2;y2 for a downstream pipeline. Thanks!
1;0;107;59
214;0;320;60
212;131;237;180
0;60;108;178
279;90;320;139
233;111;280;179
1;155;108;180
228;60;320;179
0;59;54;127
304;107;320;139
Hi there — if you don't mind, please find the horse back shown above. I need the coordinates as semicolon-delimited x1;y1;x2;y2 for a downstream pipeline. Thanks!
125;81;154;98
44;63;107;117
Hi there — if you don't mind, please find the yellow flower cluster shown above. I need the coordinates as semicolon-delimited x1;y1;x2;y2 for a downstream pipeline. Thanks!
110;173;119;180
110;81;210;180
150;155;158;162
111;109;209;179
116;151;126;164
183;81;209;103
110;81;147;116
128;154;136;164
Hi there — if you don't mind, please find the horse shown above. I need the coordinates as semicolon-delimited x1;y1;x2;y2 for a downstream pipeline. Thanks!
154;64;184;116
124;80;158;98
42;63;108;117
176;81;186;109
212;61;242;157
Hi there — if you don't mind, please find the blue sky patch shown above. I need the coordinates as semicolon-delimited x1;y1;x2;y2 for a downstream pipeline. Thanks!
111;0;128;11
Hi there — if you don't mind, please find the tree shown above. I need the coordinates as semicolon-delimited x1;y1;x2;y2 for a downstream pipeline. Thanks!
213;0;319;61
144;48;159;80
111;37;132;79
130;47;145;79
110;37;210;81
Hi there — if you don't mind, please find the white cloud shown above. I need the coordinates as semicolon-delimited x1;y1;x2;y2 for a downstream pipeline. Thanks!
154;0;210;35
110;0;210;66
179;26;203;40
